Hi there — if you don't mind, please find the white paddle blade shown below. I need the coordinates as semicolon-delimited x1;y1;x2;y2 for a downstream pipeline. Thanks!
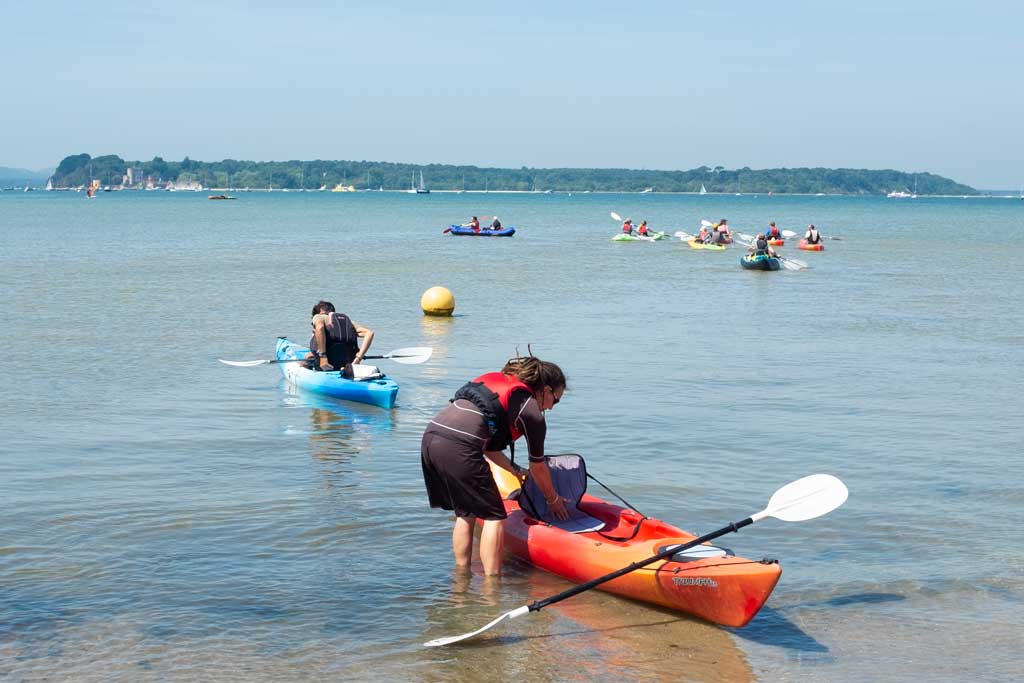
610;212;622;222
738;232;756;242
386;347;433;364
761;474;848;522
218;358;273;367
780;259;803;271
701;219;713;228
673;231;692;240
787;258;808;268
423;605;530;647
781;230;797;238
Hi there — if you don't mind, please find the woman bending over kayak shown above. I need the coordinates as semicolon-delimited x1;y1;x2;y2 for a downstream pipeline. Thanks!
421;355;569;576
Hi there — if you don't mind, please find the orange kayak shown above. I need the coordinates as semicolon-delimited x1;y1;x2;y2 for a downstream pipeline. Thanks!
767;238;785;246
798;239;824;251
485;462;781;627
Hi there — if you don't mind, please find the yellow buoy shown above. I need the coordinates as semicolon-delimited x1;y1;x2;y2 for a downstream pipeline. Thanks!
421;286;455;316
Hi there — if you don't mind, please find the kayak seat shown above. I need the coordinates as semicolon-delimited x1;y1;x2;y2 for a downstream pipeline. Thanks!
351;363;385;381
519;454;606;533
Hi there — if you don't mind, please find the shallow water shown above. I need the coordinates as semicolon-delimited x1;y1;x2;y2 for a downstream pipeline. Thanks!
1;191;1022;681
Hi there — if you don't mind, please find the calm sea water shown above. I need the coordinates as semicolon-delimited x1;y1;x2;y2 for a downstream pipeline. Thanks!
1;190;1021;682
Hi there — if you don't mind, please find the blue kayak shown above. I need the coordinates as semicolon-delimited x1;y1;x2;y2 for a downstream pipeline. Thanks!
275;337;399;408
740;254;781;271
448;225;516;237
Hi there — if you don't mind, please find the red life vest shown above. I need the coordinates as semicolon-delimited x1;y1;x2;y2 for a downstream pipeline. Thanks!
622;223;632;233
638;225;649;235
453;371;533;448
768;226;779;237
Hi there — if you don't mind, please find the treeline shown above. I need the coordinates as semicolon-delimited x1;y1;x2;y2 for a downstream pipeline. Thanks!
51;154;979;195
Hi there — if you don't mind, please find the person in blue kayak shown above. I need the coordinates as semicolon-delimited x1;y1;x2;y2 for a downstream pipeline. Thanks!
461;216;481;233
421;354;570;577
490;215;502;230
304;300;375;377
748;233;778;257
804;224;822;245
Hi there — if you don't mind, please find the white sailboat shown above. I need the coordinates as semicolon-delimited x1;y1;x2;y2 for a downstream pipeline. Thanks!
416;170;430;194
699;184;707;195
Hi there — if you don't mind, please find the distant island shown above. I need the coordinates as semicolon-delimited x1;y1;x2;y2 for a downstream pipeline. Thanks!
46;153;979;195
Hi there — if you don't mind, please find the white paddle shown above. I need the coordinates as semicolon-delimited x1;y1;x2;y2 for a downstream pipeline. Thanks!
219;346;433;367
424;474;848;647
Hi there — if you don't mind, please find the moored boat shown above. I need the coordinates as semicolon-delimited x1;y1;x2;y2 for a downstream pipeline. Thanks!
798;239;824;251
483;461;782;627
740;254;781;271
275;337;399;408
447;225;516;237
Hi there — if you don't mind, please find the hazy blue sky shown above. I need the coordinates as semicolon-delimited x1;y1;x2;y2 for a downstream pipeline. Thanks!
3;1;1021;187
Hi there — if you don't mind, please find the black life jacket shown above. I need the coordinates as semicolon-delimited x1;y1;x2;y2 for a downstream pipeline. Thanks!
491;219;502;229
754;238;768;255
310;312;359;365
807;231;820;244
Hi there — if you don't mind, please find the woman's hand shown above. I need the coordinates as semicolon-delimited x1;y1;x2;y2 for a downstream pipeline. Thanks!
546;496;570;520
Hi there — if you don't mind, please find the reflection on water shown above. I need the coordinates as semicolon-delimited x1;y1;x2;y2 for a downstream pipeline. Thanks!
419;315;455;381
416;563;755;683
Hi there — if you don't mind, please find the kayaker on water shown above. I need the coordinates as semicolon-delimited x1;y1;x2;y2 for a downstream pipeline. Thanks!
715;219;732;241
637;220;650;237
766;221;782;240
622;218;634;235
421;354;570;576
804;224;822;245
462;216;481;233
304;300;374;378
749;233;778;258
490;216;502;230
696;224;712;243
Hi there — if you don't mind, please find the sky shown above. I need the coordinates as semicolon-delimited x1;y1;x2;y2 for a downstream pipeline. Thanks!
2;0;1022;188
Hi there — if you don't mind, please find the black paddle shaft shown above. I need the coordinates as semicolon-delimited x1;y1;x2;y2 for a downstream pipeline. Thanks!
528;517;754;612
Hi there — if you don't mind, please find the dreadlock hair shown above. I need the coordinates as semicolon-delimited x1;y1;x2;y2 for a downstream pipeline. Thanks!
501;354;567;393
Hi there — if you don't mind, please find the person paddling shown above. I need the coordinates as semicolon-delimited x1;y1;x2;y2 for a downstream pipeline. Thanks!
749;233;778;258
461;216;481;233
621;218;634;235
637;220;650;237
304;300;375;378
490;216;502;230
804;224;822;245
696;224;712;243
766;221;782;240
715;218;732;241
421;355;569;577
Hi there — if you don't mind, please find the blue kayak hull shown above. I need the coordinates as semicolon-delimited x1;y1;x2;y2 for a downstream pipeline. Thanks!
448;225;516;237
740;254;781;271
275;338;399;408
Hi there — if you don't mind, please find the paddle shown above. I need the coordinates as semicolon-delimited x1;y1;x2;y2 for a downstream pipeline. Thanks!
218;346;433;367
424;473;847;647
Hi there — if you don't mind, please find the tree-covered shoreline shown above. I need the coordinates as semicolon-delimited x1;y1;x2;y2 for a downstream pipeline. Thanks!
50;154;979;195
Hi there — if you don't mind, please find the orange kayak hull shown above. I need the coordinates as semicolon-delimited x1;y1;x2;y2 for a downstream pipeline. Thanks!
486;463;781;627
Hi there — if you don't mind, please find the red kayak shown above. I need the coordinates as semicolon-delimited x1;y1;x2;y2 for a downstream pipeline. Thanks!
798;239;824;251
483;461;781;627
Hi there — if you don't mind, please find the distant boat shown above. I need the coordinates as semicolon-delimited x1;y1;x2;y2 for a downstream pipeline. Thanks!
415;171;430;194
641;187;653;193
208;194;236;200
699;184;707;195
887;190;915;198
